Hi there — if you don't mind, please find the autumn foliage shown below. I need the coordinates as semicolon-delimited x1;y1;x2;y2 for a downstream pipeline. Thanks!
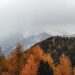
21;54;39;75
0;36;75;75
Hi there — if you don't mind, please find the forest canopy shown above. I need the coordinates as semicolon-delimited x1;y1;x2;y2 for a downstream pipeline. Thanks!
0;36;75;75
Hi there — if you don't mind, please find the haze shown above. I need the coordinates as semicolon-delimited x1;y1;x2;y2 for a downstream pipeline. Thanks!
0;0;75;43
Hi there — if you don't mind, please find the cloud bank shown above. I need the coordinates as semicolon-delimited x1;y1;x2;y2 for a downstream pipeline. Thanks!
0;0;75;43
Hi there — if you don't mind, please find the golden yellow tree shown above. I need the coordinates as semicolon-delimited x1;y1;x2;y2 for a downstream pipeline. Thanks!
21;54;38;75
59;54;72;75
7;43;26;75
73;67;75;75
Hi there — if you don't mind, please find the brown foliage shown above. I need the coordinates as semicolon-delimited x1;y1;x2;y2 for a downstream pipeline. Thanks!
73;67;75;75
21;54;39;75
0;48;7;75
58;54;72;75
6;43;27;75
1;36;75;75
27;44;44;60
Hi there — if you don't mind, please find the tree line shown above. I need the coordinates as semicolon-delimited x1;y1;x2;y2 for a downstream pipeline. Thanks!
0;36;75;75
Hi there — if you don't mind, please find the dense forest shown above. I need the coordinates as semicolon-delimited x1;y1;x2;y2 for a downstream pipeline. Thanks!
1;36;75;75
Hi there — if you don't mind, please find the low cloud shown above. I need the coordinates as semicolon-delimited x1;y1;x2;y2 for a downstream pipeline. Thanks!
0;0;75;43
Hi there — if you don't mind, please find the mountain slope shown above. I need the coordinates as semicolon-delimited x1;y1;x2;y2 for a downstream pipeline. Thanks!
21;32;50;50
2;32;50;56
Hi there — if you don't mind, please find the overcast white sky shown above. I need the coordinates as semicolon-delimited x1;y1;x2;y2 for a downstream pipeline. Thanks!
0;0;75;42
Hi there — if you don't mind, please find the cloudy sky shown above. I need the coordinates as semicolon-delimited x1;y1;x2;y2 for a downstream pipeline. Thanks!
0;0;75;43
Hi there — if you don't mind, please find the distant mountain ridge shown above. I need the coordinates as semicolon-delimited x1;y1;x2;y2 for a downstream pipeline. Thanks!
21;32;50;50
2;32;51;56
1;32;75;56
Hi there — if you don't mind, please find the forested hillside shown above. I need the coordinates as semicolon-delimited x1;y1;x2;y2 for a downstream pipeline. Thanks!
0;36;75;75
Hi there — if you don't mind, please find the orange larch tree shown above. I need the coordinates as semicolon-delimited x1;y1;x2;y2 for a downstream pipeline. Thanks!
73;67;75;75
20;54;39;75
59;54;72;75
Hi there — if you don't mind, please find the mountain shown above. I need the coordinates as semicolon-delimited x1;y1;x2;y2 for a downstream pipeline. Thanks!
21;32;50;50
65;34;75;37
2;32;50;56
0;34;23;56
57;33;75;37
1;34;75;75
2;32;75;56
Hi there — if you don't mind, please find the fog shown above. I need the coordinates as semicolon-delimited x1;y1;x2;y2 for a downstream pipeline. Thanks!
0;0;75;43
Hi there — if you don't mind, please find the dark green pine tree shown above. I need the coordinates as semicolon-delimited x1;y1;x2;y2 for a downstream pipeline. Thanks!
38;61;53;75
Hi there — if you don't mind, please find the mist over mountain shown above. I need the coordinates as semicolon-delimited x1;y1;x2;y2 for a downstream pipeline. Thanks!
1;32;75;56
1;32;50;56
1;32;75;75
21;32;50;49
